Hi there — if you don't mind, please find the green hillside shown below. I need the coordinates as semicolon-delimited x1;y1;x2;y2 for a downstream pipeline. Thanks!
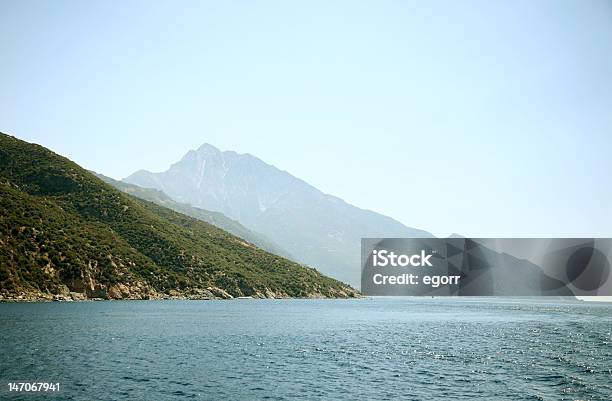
93;172;291;259
0;133;357;300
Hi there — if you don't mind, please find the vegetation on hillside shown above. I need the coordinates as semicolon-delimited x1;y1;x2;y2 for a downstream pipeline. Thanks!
93;172;290;259
0;133;357;300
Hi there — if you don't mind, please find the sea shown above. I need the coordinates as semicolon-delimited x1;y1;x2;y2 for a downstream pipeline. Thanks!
0;298;610;400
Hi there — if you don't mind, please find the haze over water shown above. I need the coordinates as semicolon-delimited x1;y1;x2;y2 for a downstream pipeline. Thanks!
1;298;610;400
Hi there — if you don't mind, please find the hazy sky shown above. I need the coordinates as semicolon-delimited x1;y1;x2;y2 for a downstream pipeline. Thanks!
1;0;611;238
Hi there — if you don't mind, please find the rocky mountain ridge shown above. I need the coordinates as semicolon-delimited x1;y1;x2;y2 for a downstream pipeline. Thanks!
125;143;432;286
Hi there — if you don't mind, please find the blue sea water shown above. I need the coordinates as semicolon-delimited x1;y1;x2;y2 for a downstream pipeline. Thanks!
0;298;610;400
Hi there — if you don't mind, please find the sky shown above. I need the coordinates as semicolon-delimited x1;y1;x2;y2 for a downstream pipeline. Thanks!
1;0;611;238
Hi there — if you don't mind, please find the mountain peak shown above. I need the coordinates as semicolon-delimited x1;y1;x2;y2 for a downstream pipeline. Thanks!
124;144;432;286
177;143;221;164
196;143;221;154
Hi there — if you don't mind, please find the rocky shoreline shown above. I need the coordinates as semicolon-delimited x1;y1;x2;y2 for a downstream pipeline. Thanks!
0;284;360;302
0;293;360;302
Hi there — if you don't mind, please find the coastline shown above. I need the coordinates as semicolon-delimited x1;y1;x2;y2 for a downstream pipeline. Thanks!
0;289;362;302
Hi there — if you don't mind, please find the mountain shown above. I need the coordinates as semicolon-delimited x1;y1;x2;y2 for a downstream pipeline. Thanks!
0;133;358;300
93;172;290;259
124;143;432;286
